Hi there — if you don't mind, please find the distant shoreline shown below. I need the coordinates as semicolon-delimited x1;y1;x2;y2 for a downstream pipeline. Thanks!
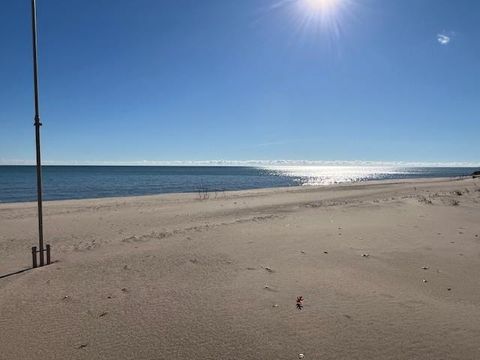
1;163;480;167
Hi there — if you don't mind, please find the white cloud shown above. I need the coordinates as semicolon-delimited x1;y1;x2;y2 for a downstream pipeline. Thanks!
1;159;480;167
437;33;451;45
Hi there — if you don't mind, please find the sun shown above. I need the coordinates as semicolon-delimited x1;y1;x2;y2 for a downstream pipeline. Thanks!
265;0;354;42
304;0;339;12
295;0;349;37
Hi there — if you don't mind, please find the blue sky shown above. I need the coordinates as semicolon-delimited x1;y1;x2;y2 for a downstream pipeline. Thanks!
1;0;479;165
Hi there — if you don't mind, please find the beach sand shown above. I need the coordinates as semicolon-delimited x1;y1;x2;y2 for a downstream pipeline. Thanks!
1;177;480;359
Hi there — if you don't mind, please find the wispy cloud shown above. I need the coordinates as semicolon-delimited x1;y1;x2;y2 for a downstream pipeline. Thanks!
437;33;451;45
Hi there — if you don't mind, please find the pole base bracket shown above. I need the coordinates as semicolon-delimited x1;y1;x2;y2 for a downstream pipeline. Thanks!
31;244;51;268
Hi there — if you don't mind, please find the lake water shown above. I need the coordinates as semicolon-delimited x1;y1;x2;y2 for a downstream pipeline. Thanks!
0;165;476;203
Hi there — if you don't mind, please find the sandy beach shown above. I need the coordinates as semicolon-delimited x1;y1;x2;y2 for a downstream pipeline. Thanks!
1;177;480;359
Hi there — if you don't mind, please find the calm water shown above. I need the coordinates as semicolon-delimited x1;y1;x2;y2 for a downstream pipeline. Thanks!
0;165;476;203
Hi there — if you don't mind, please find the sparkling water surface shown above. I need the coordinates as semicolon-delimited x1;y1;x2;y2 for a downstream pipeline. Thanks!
0;165;476;203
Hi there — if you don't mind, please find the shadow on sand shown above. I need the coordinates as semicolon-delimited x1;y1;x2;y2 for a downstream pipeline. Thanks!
0;267;33;280
0;261;58;280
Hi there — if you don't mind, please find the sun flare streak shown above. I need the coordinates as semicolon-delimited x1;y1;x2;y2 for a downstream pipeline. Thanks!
266;0;355;45
304;0;340;12
299;0;349;32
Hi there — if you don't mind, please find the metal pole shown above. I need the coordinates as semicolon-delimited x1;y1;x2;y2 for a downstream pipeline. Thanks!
32;246;38;268
31;0;45;266
46;244;51;265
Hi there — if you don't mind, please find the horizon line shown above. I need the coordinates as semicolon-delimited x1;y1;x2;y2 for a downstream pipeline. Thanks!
1;159;480;167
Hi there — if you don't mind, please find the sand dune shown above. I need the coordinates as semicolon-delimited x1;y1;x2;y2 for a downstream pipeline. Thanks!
1;177;480;359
